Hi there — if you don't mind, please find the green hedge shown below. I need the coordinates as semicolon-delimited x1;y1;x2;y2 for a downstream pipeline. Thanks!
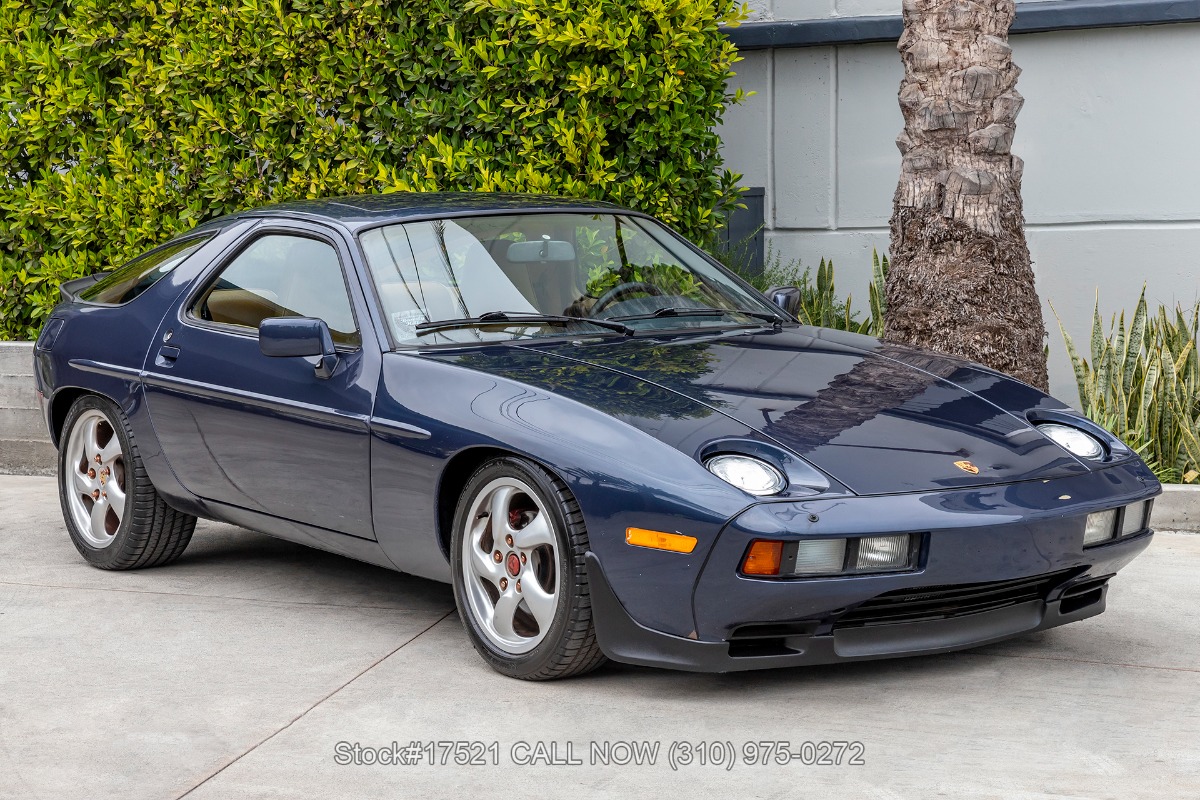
0;0;747;339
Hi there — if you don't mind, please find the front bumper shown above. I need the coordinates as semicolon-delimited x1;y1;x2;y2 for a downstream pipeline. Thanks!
588;533;1147;672
588;463;1159;672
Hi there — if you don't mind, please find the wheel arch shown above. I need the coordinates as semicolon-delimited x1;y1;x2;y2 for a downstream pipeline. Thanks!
436;446;567;561
49;387;105;447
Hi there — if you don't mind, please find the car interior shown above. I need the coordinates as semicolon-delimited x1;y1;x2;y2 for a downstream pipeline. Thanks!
196;234;361;345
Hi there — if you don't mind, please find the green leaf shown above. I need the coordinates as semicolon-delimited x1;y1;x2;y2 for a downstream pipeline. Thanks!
1064;290;1199;483
0;0;750;338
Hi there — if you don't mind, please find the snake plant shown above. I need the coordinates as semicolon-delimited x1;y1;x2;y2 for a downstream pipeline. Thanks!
1055;290;1200;484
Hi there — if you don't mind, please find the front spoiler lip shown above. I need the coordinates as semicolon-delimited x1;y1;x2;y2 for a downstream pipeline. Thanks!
584;533;1149;673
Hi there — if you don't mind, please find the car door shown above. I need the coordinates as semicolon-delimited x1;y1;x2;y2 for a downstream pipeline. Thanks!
142;220;378;539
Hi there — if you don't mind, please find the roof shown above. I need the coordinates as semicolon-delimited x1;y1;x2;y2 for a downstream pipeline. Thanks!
219;192;632;231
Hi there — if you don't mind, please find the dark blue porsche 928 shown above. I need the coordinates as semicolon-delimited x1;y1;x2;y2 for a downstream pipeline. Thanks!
33;193;1160;680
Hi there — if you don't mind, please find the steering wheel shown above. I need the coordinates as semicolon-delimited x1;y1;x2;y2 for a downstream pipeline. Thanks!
591;281;664;316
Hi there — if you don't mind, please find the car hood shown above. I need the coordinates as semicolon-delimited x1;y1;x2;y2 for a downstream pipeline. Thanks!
493;326;1089;496
427;326;1094;494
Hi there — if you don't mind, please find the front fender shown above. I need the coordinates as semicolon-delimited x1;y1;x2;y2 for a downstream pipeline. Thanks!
370;347;760;637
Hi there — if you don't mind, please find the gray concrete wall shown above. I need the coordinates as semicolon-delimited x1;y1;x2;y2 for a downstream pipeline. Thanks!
720;10;1200;404
0;343;56;475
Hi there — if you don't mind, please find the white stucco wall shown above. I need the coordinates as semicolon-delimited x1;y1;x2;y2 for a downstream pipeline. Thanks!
719;19;1200;404
745;0;1060;22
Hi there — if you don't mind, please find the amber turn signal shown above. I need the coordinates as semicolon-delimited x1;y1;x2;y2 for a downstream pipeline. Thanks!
625;527;698;554
742;539;784;576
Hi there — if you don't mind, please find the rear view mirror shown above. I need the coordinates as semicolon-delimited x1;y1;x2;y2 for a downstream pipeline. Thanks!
259;317;339;379
766;286;801;317
506;239;576;263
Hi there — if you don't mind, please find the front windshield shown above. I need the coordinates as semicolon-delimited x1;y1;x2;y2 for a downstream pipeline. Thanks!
359;212;780;346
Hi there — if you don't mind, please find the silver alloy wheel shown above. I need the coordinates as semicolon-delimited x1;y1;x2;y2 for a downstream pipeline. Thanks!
461;476;560;654
64;408;128;548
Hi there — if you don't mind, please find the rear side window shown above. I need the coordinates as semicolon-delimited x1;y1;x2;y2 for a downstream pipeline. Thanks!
192;234;360;346
80;236;213;304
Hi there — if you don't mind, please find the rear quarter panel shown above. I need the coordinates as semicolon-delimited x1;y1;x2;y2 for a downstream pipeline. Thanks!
35;221;258;510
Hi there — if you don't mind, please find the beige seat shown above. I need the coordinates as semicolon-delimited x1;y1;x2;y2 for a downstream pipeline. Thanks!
491;250;586;316
204;289;287;329
368;222;548;339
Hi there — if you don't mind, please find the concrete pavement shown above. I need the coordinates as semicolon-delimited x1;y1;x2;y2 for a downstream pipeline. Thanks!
1;475;1198;799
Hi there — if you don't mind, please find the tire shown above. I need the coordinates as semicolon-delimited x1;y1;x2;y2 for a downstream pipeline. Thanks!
58;395;196;570
451;456;607;680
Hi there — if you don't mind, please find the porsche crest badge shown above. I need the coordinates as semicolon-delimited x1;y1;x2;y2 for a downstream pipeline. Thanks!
954;460;980;475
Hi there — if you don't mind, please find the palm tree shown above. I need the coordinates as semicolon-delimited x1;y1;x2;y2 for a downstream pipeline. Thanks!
886;0;1048;391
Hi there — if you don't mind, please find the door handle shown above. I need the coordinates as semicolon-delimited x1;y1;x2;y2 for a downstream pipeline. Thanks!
155;345;181;368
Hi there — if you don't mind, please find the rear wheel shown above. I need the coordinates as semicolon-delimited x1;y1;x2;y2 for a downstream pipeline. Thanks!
58;395;196;569
451;457;606;680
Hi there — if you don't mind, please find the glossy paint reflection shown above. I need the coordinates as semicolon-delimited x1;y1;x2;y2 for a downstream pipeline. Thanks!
524;327;1089;495
369;348;757;635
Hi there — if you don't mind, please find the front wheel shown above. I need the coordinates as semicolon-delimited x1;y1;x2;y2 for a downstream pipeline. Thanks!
58;395;196;570
450;457;606;680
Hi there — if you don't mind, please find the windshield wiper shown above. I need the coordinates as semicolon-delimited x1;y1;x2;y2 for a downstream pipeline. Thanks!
607;306;783;329
415;311;634;337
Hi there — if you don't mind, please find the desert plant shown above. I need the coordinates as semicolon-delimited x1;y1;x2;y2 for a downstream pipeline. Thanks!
0;0;748;339
723;246;888;337
790;253;887;337
1055;290;1200;484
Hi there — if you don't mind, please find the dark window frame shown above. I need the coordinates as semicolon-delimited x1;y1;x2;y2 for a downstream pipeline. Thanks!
184;226;363;351
77;234;216;306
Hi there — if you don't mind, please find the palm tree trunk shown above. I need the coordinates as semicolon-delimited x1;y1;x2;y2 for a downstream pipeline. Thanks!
886;0;1048;391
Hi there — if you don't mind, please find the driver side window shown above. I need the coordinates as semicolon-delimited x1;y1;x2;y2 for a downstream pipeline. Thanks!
193;234;361;346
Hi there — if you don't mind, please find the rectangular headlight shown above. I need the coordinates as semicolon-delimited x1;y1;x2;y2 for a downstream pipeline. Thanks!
1120;501;1152;537
793;538;847;575
1084;509;1118;546
854;535;911;571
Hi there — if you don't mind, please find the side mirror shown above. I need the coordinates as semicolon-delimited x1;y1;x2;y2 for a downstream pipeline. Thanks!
766;286;801;317
259;317;339;379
